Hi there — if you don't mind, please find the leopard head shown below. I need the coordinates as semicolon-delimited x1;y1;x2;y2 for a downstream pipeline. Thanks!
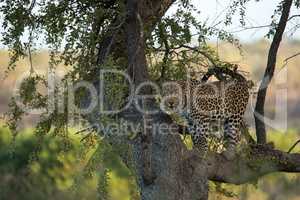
160;81;187;113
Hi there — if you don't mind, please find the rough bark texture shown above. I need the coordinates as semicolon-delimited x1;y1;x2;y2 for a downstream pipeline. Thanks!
124;1;208;199
208;144;300;184
95;0;175;68
127;112;209;200
254;0;293;144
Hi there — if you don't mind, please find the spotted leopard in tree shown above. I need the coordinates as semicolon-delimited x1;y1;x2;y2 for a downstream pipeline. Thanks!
161;79;252;160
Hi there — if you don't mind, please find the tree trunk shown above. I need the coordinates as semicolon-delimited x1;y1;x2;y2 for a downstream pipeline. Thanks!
127;112;209;200
254;0;293;143
124;1;209;199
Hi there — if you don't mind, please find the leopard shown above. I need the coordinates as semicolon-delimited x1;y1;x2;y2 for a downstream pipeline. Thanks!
161;78;252;159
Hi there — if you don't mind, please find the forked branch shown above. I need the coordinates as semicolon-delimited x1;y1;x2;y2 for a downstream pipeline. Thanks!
207;144;300;184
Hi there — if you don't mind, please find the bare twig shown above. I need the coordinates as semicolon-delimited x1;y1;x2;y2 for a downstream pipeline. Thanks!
26;0;37;76
74;126;94;135
180;44;218;67
230;11;299;34
283;52;300;63
80;131;95;142
288;139;300;153
288;14;300;21
158;22;170;81
231;24;272;33
28;0;36;12
28;42;34;75
272;52;300;80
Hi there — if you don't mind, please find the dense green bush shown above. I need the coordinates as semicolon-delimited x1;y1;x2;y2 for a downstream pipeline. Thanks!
0;126;138;200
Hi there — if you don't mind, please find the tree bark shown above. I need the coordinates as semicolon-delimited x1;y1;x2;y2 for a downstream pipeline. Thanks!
208;144;300;184
254;0;293;144
124;1;208;199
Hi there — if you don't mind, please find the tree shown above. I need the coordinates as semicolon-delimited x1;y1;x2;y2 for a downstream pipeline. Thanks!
1;0;300;200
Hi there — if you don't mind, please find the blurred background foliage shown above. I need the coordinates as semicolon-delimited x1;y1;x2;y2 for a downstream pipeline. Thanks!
0;125;139;200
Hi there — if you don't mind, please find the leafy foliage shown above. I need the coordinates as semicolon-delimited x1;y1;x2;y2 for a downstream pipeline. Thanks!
147;2;241;81
0;126;139;200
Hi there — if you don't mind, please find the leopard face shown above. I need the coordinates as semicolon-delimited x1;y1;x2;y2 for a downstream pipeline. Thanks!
161;81;186;113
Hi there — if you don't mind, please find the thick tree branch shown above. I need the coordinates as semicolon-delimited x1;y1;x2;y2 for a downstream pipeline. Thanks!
254;0;293;144
125;0;149;84
158;22;170;81
201;63;246;82
97;0;176;65
207;144;300;185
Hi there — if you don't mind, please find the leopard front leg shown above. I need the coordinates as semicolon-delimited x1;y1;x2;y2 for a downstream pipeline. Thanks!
186;116;210;158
